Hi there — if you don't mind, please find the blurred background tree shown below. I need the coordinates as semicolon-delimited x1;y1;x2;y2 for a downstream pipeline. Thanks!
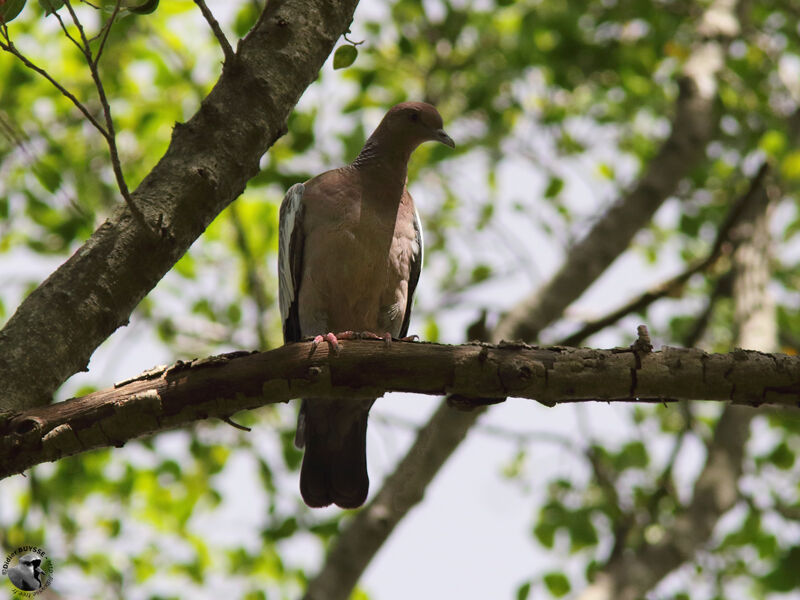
1;0;800;599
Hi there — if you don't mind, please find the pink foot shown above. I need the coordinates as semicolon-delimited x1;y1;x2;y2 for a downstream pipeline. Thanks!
309;332;340;358
307;331;419;357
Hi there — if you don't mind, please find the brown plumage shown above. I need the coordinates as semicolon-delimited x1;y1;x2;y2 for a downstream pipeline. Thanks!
279;102;454;508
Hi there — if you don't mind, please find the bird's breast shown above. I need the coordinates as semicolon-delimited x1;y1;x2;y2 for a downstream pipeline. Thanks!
298;211;414;336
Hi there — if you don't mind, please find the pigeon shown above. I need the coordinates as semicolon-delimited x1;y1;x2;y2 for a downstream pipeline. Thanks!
278;101;454;508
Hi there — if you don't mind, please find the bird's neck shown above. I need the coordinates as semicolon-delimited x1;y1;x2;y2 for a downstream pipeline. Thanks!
352;137;412;191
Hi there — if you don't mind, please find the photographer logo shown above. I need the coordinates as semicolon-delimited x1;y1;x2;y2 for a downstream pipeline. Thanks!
2;546;54;596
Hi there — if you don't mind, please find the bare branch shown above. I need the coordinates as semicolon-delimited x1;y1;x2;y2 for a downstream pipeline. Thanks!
372;411;579;451
60;0;152;232
193;0;235;63
93;0;123;67
2;341;798;481
40;0;84;52
0;27;109;136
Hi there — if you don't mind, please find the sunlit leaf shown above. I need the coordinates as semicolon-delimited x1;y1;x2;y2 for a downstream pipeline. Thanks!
333;44;358;70
0;0;26;23
516;581;531;600
37;0;63;15
543;572;571;597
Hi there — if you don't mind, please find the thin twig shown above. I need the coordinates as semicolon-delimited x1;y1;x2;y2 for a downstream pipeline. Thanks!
62;0;90;51
40;0;84;52
645;402;693;519
561;163;770;347
5;1;151;231
193;0;235;63
371;412;581;451
0;26;109;136
683;271;732;348
342;29;365;46
93;1;122;67
63;0;152;233
221;416;252;432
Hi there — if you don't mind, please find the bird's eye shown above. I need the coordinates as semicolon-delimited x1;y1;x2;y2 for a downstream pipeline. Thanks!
409;111;420;122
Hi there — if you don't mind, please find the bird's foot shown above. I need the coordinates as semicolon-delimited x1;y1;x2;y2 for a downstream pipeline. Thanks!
308;332;341;358
307;331;419;357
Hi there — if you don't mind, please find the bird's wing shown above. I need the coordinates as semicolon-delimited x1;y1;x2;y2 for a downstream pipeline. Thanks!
399;205;423;338
279;182;305;343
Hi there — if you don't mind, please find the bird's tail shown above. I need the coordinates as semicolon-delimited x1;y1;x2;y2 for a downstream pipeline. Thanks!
295;398;375;509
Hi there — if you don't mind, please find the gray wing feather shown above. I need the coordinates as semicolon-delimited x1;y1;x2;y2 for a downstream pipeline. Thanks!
279;183;305;343
399;207;423;338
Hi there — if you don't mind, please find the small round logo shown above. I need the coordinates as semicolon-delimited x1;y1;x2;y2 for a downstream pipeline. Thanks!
2;546;53;596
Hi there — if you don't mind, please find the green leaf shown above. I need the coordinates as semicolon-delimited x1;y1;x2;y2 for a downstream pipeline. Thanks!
567;509;598;551
516;581;532;600
759;130;786;157
543;571;571;597
280;429;302;470
544;176;564;199
128;0;158;14
761;547;800;591
597;163;615;180
534;521;555;548
333;45;358;70
780;150;800;181
38;0;63;15
263;517;298;541
615;441;649;470
471;264;492;283
767;441;795;470
424;317;440;342
0;0;26;23
34;161;62;193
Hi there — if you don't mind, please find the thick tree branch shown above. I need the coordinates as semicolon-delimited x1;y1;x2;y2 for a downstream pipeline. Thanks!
0;0;360;413
3;340;799;480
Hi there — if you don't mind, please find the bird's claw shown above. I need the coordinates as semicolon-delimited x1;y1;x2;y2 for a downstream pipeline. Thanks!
309;332;341;358
307;331;418;357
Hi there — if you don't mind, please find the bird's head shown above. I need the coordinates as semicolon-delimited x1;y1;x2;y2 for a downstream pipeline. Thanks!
20;554;43;575
378;101;455;152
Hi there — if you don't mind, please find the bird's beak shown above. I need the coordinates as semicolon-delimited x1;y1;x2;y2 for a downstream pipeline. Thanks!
434;128;455;148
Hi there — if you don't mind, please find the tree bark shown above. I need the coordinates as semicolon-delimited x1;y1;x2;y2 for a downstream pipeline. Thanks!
3;340;798;481
0;0;361;413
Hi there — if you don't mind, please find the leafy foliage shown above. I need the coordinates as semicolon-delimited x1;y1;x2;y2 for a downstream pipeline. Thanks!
1;0;800;599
